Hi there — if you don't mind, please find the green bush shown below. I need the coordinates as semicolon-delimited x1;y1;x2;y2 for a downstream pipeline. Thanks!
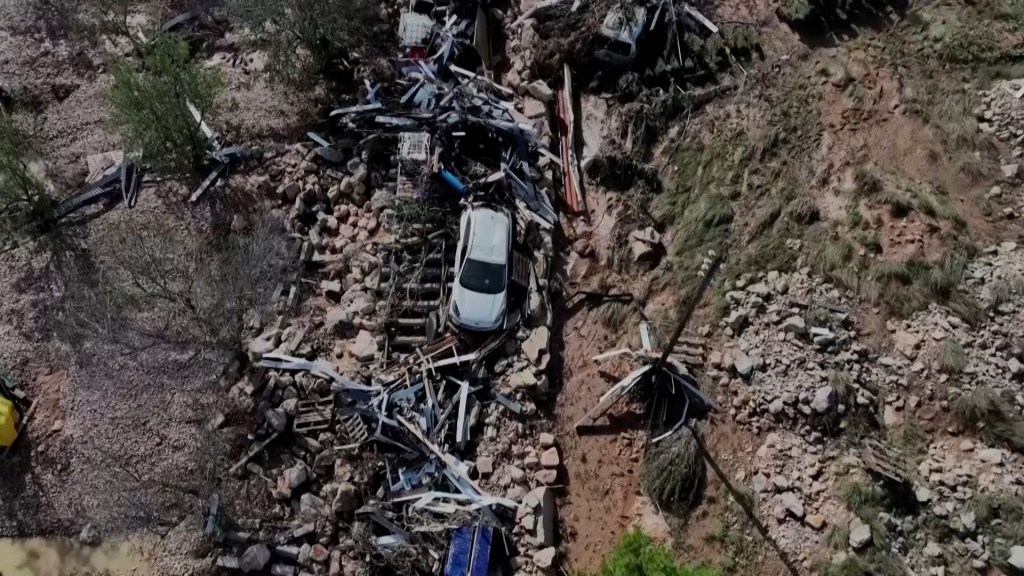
578;529;718;576
107;36;222;180
0;115;55;240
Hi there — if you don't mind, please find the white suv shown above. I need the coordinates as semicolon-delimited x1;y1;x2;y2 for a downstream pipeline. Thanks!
450;206;511;331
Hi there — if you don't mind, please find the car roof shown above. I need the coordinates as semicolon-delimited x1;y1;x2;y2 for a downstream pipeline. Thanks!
600;6;646;42
466;207;510;264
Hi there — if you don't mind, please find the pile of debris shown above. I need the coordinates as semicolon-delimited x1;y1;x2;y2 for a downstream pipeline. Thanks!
212;1;571;574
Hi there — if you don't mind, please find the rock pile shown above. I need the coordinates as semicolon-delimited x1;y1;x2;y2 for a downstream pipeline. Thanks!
976;80;1024;219
711;268;875;437
712;243;1024;572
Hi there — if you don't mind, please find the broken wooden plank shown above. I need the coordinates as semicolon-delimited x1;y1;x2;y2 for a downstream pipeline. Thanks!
575;364;652;429
682;3;719;34
228;431;281;474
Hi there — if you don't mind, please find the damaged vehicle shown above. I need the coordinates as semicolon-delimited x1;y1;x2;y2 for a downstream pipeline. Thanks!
595;4;651;67
450;205;512;331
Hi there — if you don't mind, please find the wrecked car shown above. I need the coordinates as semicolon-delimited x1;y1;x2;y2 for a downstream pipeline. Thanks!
595;4;650;67
450;205;512;331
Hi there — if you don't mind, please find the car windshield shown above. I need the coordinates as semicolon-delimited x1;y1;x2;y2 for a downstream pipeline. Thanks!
460;259;506;295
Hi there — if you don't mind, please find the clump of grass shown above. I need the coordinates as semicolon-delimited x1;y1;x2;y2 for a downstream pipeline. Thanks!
641;430;706;515
971;491;1024;568
830;267;861;292
924;255;967;298
829;371;855;403
597;301;632;329
870;261;914;284
937;339;968;374
586;529;718;576
886;418;929;466
952;386;1024;453
904;77;978;153
957;154;990;182
865;255;978;321
946;292;987;327
826;522;850;550
840;481;889;517
854;167;883;196
855;231;882;254
933;197;968;228
915;193;938;217
813;237;855;274
881;191;913;217
884;288;928;318
749;198;784;239
988;277;1024;309
846;206;864;228
786;197;820;224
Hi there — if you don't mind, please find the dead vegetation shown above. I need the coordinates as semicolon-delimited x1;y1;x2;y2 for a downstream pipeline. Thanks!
53;213;291;355
640;429;706;516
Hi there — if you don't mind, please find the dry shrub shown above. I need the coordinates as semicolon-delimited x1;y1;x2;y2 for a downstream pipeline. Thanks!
952;386;1024;453
57;212;292;355
641;429;706;515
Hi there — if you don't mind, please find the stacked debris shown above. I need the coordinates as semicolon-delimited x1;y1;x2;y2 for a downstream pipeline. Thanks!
214;1;565;574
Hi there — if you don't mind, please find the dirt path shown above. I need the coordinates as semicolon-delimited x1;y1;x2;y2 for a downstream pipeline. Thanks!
553;302;645;570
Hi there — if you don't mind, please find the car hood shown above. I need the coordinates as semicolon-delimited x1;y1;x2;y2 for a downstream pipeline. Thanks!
451;284;506;330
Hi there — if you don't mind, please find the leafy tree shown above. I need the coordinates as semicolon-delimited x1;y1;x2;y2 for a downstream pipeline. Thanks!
226;0;385;86
582;529;718;576
107;35;222;181
0;114;54;241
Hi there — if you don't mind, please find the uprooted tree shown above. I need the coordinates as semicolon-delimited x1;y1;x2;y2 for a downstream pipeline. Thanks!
0;114;54;243
225;0;385;86
107;35;222;181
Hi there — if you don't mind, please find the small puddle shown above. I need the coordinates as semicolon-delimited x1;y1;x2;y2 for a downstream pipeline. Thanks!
0;538;149;576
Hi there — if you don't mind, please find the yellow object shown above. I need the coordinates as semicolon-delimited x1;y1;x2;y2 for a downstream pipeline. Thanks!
0;396;20;447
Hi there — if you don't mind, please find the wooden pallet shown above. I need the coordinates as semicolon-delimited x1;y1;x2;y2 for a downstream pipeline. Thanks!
338;414;369;444
294;396;335;434
511;250;531;287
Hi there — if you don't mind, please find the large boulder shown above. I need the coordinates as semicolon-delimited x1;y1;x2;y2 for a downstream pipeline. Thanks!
348;330;378;362
78;524;101;546
1007;546;1024;571
240;544;271;573
733;350;754;379
811;386;836;414
526;80;554;102
849;516;872;549
299;493;331;520
892;331;920;359
522;327;549;366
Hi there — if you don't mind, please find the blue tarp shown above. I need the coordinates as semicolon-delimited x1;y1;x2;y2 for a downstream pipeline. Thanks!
444;526;492;576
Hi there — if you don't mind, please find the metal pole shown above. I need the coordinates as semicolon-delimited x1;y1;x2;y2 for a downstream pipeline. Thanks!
652;255;722;372
687;423;802;576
